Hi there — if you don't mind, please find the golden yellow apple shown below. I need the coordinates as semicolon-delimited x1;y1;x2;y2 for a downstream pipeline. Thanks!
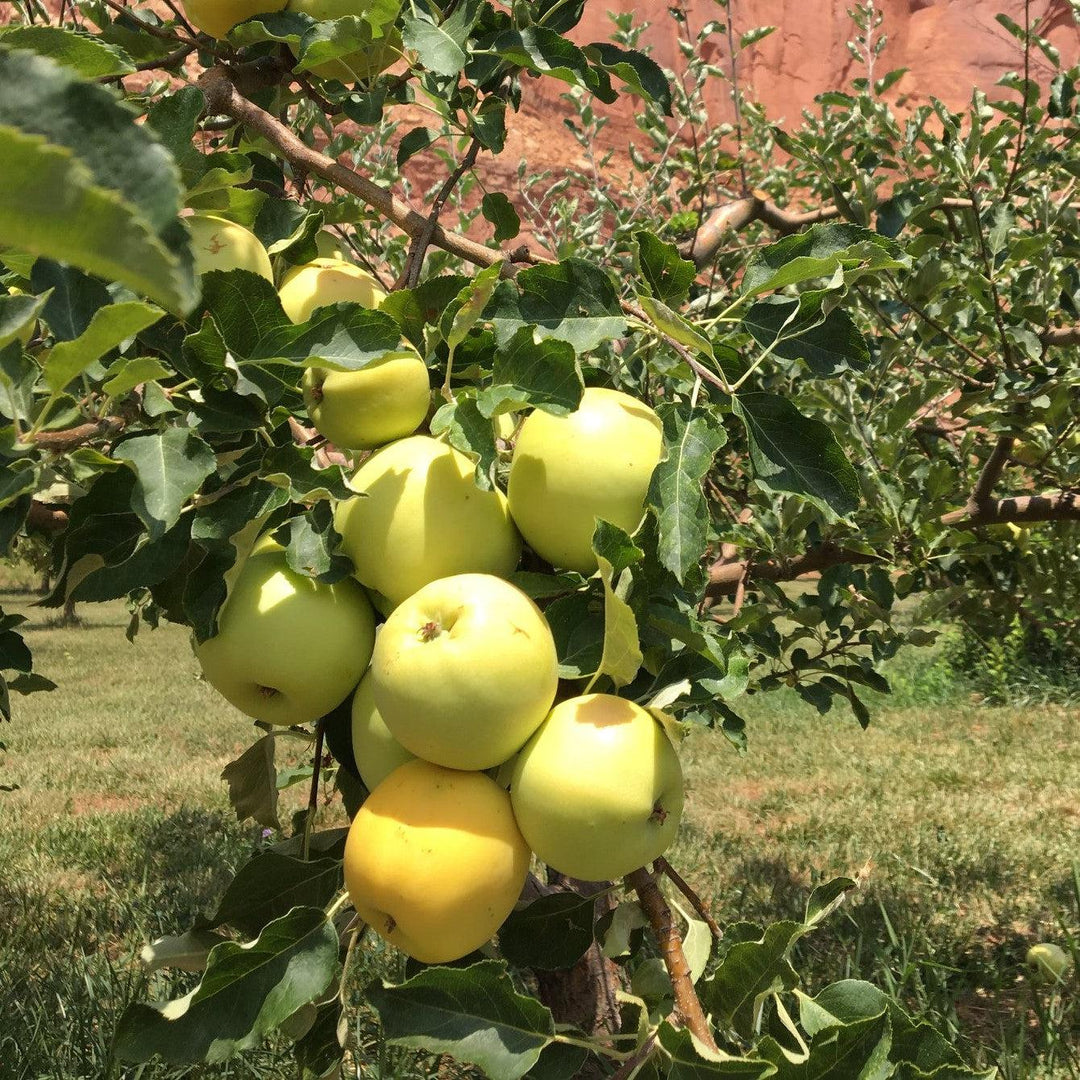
370;574;558;771
186;214;274;281
511;694;684;881
333;435;521;611
194;536;375;725
343;759;531;963
350;670;415;791
181;0;287;38
301;350;430;450
277;258;385;323
507;387;663;574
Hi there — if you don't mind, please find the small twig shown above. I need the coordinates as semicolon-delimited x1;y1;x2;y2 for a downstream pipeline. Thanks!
1003;0;1032;199
100;0;191;45
301;717;326;861
20;416;126;452
607;1032;659;1080
655;857;722;941
627;867;718;1051
399;137;483;289
135;42;194;72
620;298;731;394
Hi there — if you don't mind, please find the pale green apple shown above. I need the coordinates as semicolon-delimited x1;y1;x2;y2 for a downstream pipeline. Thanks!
1026;942;1073;983
286;0;402;82
314;230;353;261
370;573;558;770
350;669;415;791
278;258;385;323
333;435;521;611
186;215;274;281
182;0;287;38
194;537;375;725
507;387;663;575
510;694;684;881
343;759;531;963
301;349;430;450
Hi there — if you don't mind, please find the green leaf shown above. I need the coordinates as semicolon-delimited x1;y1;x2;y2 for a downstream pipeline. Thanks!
220;734;281;830
29;259;112;341
488;27;599;92
635;230;696;305
742;293;870;377
396;126;438;167
275;504;353;582
585;43;672;115
733;393;860;518
658;1022;776;1079
635;295;715;360
201;852;343;938
647;405;726;583
592;520;644;578
740;26;777;49
805;877;858;927
758;1007;892;1080
0;290;47;349
198;269;406;370
595;555;642;687
295;999;348;1079
0;25;134;78
499;892;596;971
541;590;604;679
367;960;554;1080
698;921;805;1039
114;428;217;540
44;301;162;394
114;907;339;1064
103;355;172;399
402;0;481;77
140;930;230;974
742;224;906;297
482;192;521;242
430;397;498;489
486;259;626;354
477;328;583;418
444;262;504;354
381;275;470;350
0;48;197;314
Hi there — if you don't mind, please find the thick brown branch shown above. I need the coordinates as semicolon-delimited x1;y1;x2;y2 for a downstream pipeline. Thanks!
705;543;879;600
23;416;126;452
940;490;1080;526
1042;326;1080;348
26;501;69;533
197;67;508;275
627;868;717;1051
971;435;1015;504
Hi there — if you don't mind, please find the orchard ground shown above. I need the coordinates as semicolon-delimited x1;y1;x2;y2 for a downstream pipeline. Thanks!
0;568;1076;1080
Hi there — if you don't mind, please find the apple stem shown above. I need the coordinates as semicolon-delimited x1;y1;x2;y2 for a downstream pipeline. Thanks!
627;867;718;1052
300;715;327;862
418;620;443;642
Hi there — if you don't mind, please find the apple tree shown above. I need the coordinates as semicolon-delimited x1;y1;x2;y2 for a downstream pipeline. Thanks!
0;0;1077;1076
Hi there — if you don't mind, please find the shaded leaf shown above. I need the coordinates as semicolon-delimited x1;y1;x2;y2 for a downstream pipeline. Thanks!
635;230;696;305
478;327;582;418
585;43;672;114
221;734;280;830
482;192;521;242
499;892;596;971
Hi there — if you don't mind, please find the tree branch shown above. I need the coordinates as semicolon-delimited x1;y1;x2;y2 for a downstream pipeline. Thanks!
940;490;1080;526
655;857;721;941
197;66;510;276
1042;326;1080;348
705;543;879;600
971;435;1015;504
26;501;69;533
22;416;126;452
627;868;717;1051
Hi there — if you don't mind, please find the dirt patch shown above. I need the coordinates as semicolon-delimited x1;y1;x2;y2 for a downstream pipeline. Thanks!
68;793;148;816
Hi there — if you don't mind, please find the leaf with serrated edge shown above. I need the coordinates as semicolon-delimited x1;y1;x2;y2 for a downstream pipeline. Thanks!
220;734;280;830
0;26;135;77
592;556;642;688
658;1021;776;1079
113;907;338;1065
367;960;554;1080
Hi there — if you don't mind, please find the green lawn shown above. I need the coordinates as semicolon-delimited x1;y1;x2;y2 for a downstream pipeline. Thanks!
1;584;1077;1079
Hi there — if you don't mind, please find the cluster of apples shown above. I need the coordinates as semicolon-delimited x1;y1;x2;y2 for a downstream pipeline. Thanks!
181;0;401;83
190;222;683;963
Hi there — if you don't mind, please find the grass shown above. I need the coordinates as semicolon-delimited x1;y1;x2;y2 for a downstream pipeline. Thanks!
1;580;1077;1079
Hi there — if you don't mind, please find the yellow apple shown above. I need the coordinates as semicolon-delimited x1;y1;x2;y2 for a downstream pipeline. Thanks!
343;759;531;963
181;0;287;38
370;573;558;771
186;215;274;281
350;669;415;791
314;230;352;261
510;694;684;881
194;536;375;725
334;435;521;611
301;349;430;451
277;258;385;323
286;0;401;82
1026;942;1073;983
507;387;663;575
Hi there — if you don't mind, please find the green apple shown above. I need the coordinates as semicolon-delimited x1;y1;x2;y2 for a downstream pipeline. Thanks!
370;573;558;770
510;693;684;881
301;349;430;451
507;387;663;575
334;435;521;611
343;759;531;963
286;0;402;82
278;258;386;323
1026;942;1073;983
351;669;415;790
194;536;375;725
186;215;274;281
182;0;287;37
